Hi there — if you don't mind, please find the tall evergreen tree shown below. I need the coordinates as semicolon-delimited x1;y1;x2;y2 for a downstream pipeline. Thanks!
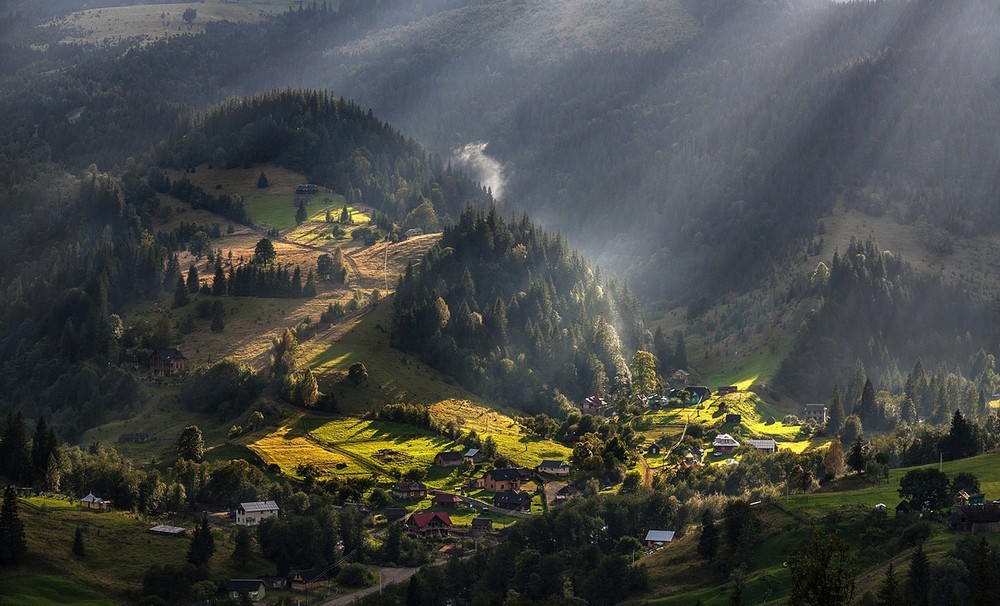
877;563;898;606
673;330;687;370
1;411;31;484
827;385;845;434
907;544;931;604
971;537;994;606
697;509;719;562
174;275;190;307
295;201;307;226
31;415;56;482
0;484;27;566
232;525;252;569
72;526;86;558
187;514;215;567
187;265;200;293
847;436;866;475
859;378;876;429
212;264;226;296
944;408;978;459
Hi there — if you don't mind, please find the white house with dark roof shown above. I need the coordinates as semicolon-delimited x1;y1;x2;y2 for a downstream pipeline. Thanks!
236;500;279;526
537;460;571;476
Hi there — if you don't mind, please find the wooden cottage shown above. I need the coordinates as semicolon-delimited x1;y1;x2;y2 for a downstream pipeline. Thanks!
712;434;740;453
290;569;325;591
494;490;532;512
392;481;427;500
227;579;266;602
149;348;188;376
434;451;464;467
405;511;453;538
950;505;1000;534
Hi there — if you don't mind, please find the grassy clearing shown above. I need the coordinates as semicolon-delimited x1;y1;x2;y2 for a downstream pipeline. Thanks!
0;574;114;606
49;2;296;46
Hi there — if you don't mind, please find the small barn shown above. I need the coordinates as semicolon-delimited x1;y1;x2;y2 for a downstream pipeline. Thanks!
149;524;187;537
644;530;675;547
950;505;1000;534
79;493;112;512
747;439;778;454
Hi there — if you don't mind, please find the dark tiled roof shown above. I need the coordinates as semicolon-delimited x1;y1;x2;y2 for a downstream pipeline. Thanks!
227;579;265;592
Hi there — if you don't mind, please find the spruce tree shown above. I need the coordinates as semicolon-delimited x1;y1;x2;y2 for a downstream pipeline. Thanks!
0;484;27;566
187;514;215;567
847;436;866;475
908;544;930;604
827;386;845;434
697;509;719;562
0;411;31;484
256;171;268;188
877;563;897;606
232;525;251;569
295;201;307;226
187;265;200;293
72;526;85;558
212;264;226;296
173;275;189;307
673;330;687;370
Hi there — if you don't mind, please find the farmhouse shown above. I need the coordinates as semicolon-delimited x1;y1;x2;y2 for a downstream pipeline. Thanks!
644;530;675;547
647;443;662;456
434;451;464;467
227;579;266;602
954;490;986;507
671;369;690;386
431;492;464;509
895;501;915;517
149;348;188;376
494;490;532;512
471;517;494;532
236;500;279;526
537;460;570;475
406;511;453;538
480;468;532;492
290;569;325;591
712;434;740;453
950;505;1000;534
578;394;611;416
79;493;112;512
392;481;427;500
747;439;779;454
803;403;828;424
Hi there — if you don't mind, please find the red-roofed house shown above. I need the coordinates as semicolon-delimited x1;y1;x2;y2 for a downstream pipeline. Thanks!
406;511;453;538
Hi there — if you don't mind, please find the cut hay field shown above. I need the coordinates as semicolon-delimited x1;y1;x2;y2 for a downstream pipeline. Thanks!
48;1;296;46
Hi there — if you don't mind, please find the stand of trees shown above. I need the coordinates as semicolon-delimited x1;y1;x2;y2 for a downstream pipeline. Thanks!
393;205;648;416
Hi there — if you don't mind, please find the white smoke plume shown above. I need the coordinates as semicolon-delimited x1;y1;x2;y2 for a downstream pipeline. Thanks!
451;141;505;201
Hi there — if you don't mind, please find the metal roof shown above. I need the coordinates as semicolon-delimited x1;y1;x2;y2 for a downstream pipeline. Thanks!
239;500;279;512
644;530;676;543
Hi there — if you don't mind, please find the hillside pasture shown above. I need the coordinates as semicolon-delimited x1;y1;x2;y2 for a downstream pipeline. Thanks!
48;1;293;46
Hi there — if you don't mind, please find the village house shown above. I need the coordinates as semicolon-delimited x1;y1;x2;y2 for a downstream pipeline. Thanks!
671;369;690;387
384;506;409;523
262;577;287;590
392;480;427;500
747;439;779;454
149;348;188;376
803;403;828;424
578;394;611;416
290;569;326;592
471;517;494;532
712;434;740;453
236;500;280;526
464;448;484;465
480;468;530;492
895;501;915;517
431;492;464;509
537;460;571;476
494;490;533;512
79;493;112;512
950;505;1000;534
644;530;675;548
405;511;453;538
555;484;578;502
647;443;662;456
434;451;464;467
227;579;266;602
954;490;986;507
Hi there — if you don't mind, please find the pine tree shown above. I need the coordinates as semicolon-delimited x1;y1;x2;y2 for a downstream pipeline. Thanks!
697;509;719;562
673;330;687;370
211;301;225;333
173;275;189;307
187;514;215;567
31;415;55;483
847;436;866;475
187;265;200;293
859;378;876;429
212;264;226;296
0;411;31;484
232;525;251;569
340;205;350;224
908;544;930;604
295;201;307;226
256;171;268;188
0;484;27;566
877;563;898;606
72;526;85;558
827;385;845;434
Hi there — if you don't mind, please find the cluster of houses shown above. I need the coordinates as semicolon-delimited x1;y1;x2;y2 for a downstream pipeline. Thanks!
225;570;327;602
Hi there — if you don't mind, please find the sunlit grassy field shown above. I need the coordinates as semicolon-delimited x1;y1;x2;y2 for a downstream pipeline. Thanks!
49;1;298;46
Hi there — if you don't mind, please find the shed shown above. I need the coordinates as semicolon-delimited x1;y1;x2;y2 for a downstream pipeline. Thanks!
384;506;409;523
746;439;778;454
149;524;187;537
950;505;1000;534
644;530;676;547
471;517;494;532
434;451;464;467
